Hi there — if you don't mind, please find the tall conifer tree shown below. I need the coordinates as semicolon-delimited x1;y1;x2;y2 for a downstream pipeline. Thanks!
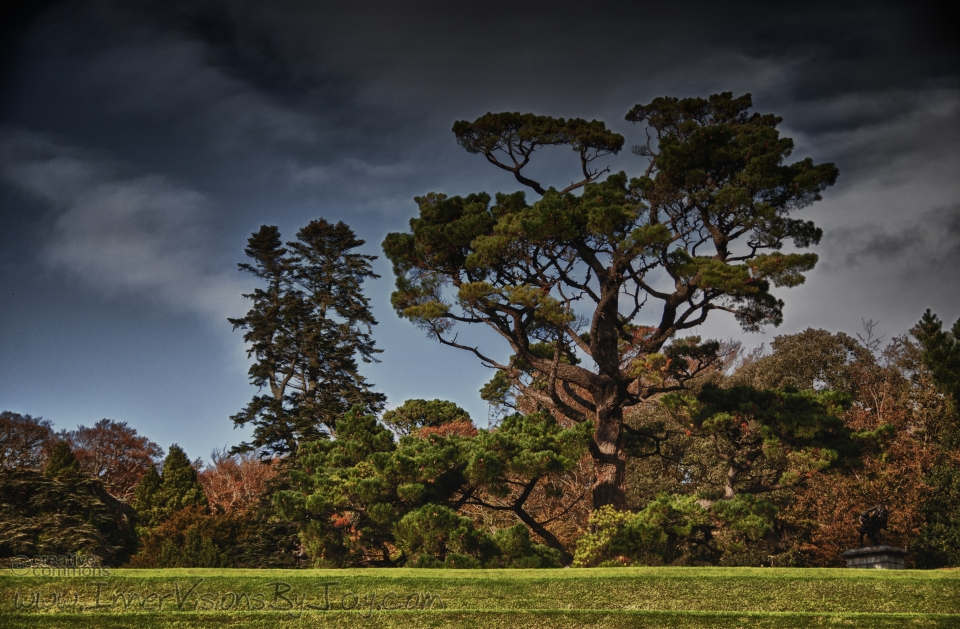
132;445;205;527
230;219;385;456
913;310;960;567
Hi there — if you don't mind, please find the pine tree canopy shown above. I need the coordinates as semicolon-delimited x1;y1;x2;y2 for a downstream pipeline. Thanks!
915;309;960;405
383;92;838;509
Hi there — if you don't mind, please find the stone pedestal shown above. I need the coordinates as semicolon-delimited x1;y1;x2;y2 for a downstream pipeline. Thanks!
841;545;908;569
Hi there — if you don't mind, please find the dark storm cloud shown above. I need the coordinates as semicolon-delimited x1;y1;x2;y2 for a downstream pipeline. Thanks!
89;0;958;216
845;226;926;262
7;0;958;118
7;0;956;191
928;204;960;267
124;1;959;120
3;0;957;297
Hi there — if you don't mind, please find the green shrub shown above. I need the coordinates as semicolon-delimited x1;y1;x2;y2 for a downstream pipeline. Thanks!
575;493;780;567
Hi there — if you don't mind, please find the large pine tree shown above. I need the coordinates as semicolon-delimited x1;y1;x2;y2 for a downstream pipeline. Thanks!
229;219;385;456
384;93;838;508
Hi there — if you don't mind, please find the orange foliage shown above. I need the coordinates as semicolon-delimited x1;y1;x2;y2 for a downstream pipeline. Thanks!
66;418;163;503
783;338;943;566
199;449;278;514
413;419;478;438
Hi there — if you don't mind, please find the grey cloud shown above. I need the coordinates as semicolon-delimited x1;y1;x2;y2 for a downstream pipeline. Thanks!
42;21;323;151
828;204;960;270
833;225;925;265
115;0;960;206
11;0;957;210
927;204;960;268
0;128;246;319
141;1;959;109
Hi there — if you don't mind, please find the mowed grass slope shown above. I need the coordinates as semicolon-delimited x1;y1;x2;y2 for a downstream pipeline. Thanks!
2;567;959;628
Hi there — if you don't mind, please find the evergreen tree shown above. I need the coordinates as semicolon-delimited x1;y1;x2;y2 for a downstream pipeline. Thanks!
156;444;207;515
157;517;227;568
912;309;960;567
915;309;960;405
44;441;81;478
229;219;385;456
132;465;163;527
131;445;206;527
671;384;862;501
279;405;588;566
382;399;471;436
0;468;138;565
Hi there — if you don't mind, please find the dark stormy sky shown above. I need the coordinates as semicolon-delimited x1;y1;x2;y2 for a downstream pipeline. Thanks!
1;0;958;460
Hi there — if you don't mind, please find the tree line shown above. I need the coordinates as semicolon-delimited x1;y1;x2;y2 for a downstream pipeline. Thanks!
1;92;957;568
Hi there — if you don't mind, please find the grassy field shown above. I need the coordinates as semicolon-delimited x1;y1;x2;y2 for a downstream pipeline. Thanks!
2;567;959;628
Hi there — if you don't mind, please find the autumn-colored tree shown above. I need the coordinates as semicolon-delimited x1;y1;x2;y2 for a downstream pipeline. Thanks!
780;334;941;565
198;448;279;514
61;419;164;503
0;411;55;470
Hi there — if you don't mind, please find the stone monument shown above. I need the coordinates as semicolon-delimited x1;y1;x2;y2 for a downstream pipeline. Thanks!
840;504;908;569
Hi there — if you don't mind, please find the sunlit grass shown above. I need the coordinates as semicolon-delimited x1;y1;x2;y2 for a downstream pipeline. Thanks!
2;566;958;628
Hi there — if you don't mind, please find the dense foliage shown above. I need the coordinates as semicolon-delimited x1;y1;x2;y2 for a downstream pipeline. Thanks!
130;445;302;569
583;324;960;567
911;310;960;567
132;444;207;528
277;405;586;566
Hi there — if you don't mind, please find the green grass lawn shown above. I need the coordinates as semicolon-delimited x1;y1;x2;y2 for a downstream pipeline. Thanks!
2;567;959;628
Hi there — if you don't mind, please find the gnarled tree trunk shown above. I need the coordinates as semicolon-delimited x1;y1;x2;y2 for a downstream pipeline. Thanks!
589;383;628;510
